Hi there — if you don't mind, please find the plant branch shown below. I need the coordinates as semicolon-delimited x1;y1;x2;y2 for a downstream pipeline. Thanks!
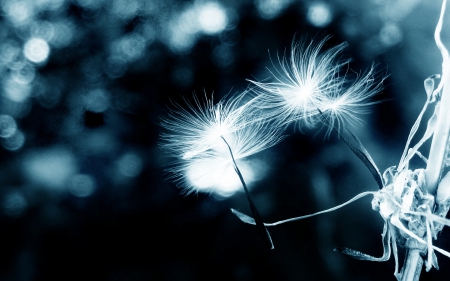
425;0;450;195
402;2;448;281
401;250;423;281
426;71;450;195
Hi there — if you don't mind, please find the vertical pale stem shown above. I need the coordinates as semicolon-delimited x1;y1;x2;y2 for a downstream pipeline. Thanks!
401;250;423;281
425;69;450;195
425;0;449;195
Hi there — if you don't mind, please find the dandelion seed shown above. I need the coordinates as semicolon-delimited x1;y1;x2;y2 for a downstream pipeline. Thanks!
161;92;282;249
160;93;245;162
249;37;381;136
160;92;284;194
320;66;383;134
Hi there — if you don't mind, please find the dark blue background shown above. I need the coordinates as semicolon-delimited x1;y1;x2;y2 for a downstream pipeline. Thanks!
0;0;449;280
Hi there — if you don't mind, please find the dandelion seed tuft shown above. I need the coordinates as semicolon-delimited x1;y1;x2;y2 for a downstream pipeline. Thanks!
160;92;284;195
249;37;382;136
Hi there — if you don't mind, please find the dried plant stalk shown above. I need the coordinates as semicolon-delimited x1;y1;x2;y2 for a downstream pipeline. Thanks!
425;0;449;195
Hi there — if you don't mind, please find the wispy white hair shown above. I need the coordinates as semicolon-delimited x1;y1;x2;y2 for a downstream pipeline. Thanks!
249;37;382;136
160;92;284;193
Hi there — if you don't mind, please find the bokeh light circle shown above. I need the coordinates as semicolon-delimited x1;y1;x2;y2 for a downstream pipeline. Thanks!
23;38;50;63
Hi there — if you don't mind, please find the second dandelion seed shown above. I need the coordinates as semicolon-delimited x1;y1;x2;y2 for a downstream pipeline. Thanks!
249;37;383;135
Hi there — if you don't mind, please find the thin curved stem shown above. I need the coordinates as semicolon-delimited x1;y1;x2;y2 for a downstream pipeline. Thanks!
263;191;375;226
220;136;274;250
